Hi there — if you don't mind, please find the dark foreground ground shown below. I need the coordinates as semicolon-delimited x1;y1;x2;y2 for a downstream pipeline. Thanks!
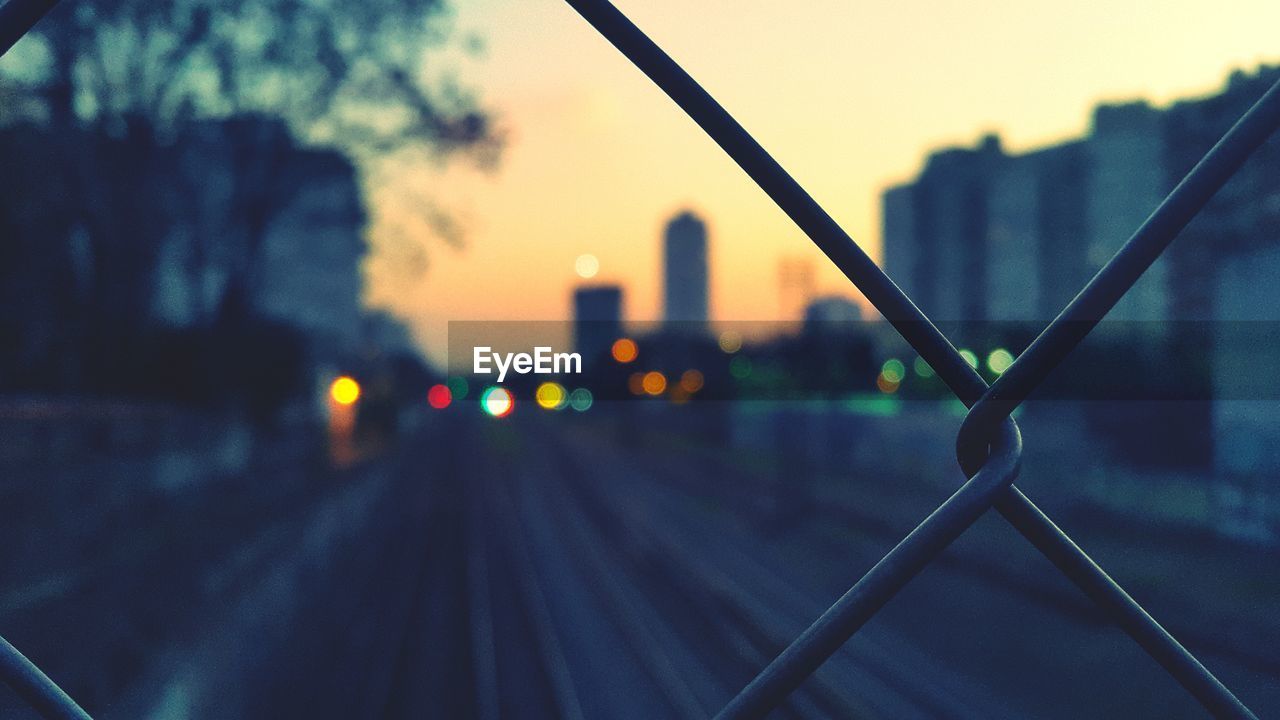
1;401;1278;718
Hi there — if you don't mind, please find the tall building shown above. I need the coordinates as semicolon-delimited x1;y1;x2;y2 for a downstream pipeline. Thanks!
663;211;709;328
983;146;1041;321
884;135;1004;321
573;285;623;368
1182;67;1280;535
1165;67;1280;321
882;64;1280;535
985;140;1091;321
1085;101;1168;322
881;183;919;302
885;133;1096;324
882;68;1280;325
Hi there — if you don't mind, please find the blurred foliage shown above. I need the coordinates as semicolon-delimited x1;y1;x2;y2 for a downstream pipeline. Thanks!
0;0;502;307
2;0;499;164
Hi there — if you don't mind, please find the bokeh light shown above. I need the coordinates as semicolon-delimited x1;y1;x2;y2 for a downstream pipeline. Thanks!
535;381;567;410
569;388;593;412
329;376;361;406
611;337;638;363
729;355;752;379
876;372;901;394
881;358;906;384
480;386;514;418
718;330;743;353
427;383;452;409
627;372;646;396
679;369;704;393
642;371;667;396
959;348;979;369
913;356;935;378
574;253;600;278
987;348;1016;375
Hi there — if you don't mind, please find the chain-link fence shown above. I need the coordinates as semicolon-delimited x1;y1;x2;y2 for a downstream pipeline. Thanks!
2;0;1279;717
563;2;1278;718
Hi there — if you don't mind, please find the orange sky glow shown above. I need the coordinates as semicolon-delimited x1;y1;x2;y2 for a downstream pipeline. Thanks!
362;0;1280;363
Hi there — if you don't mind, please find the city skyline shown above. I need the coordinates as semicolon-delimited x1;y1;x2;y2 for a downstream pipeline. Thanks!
885;65;1280;327
2;4;1279;717
363;1;1280;365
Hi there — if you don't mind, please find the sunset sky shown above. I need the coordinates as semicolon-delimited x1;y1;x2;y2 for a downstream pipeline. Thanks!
363;0;1280;362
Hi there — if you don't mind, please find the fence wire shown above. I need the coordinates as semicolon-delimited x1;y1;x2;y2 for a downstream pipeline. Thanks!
0;0;1277;718
0;0;58;57
0;0;98;717
0;636;90;720
562;1;1278;718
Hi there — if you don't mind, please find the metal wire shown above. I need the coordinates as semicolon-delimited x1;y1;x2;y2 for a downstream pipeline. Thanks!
0;637;91;720
957;78;1280;476
562;1;1269;718
0;0;60;57
0;1;1273;718
715;418;1022;720
0;5;96;718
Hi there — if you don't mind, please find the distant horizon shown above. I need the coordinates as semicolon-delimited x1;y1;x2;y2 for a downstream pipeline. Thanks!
361;1;1280;366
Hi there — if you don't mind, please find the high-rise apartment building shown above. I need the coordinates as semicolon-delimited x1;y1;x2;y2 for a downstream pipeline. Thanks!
662;211;709;328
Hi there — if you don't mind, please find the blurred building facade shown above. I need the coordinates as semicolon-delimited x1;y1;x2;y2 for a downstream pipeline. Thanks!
882;64;1280;326
151;118;368;352
777;257;816;321
573;284;623;369
803;295;863;329
1084;102;1169;322
662;210;709;328
253;150;366;352
884;64;1280;536
890;134;1003;322
0;115;377;414
1187;69;1280;538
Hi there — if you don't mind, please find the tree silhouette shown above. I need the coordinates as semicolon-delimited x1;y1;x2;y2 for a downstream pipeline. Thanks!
5;0;497;163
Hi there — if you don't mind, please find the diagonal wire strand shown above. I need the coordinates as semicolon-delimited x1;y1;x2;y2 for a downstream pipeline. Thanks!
0;1;1267;718
0;636;91;720
956;78;1280;476
4;4;98;717
560;1;1259;717
714;418;1022;720
0;0;60;57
